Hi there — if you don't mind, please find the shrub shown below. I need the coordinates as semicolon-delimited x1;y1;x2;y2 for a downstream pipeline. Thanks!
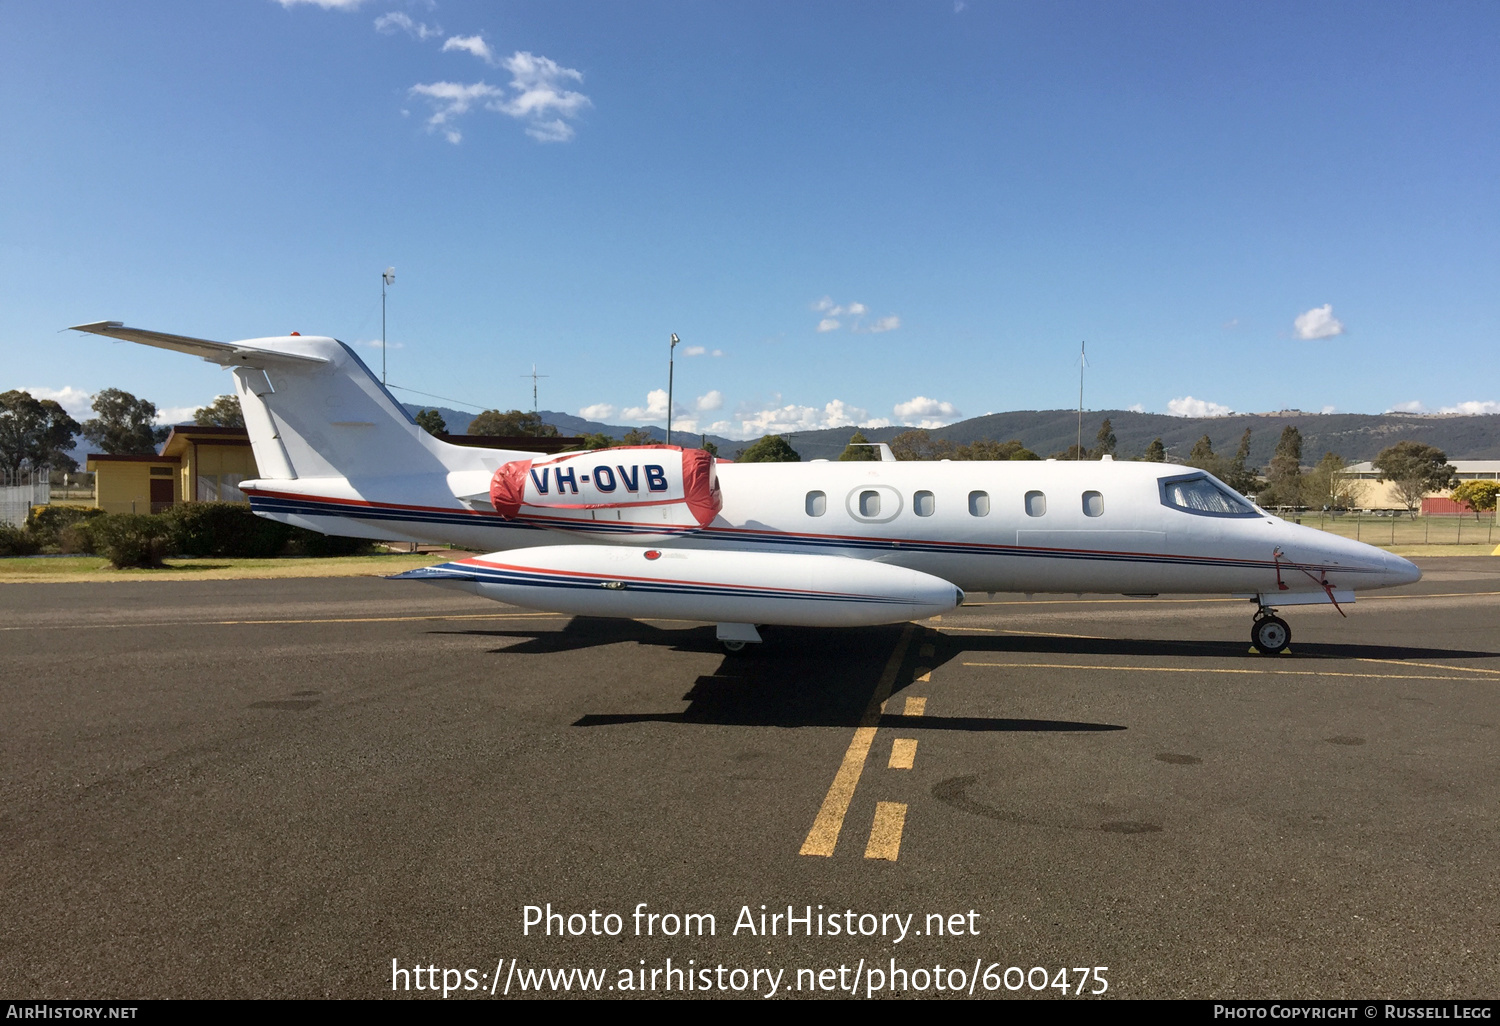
58;523;97;554
25;505;105;549
286;527;373;557
91;513;172;568
0;523;41;556
163;502;290;558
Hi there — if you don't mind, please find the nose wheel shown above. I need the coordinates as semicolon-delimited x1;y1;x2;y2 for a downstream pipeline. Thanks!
1251;613;1291;655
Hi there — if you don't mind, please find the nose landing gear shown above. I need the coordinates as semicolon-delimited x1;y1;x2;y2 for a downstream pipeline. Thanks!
1251;610;1291;655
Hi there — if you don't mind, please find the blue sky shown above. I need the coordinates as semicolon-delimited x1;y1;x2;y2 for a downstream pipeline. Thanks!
3;1;1497;438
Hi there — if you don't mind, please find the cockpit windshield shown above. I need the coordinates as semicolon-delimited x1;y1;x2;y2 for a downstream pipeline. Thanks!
1159;473;1259;517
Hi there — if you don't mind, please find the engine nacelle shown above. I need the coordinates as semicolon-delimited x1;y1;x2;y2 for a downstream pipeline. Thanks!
397;544;965;628
489;445;723;537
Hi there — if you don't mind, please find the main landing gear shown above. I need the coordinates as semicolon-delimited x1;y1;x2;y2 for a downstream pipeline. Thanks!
717;622;762;654
1251;609;1291;655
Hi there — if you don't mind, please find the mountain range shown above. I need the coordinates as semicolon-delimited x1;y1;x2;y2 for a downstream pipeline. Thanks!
401;404;1500;465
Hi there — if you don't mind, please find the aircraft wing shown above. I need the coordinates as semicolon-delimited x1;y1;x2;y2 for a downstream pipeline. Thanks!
69;321;327;366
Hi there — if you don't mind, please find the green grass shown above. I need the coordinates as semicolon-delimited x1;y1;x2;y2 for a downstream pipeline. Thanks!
0;552;450;583
1292;512;1499;549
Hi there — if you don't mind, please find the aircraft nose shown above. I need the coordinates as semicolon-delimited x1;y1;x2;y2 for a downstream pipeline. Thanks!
1382;551;1422;586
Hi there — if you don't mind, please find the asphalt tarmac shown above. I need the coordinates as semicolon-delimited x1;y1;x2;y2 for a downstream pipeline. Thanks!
2;557;1497;1000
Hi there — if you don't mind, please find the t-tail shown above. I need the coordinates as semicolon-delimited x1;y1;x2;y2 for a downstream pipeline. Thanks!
69;322;540;548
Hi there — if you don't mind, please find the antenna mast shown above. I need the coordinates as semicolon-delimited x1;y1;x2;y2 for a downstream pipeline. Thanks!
1076;340;1087;460
520;365;549;435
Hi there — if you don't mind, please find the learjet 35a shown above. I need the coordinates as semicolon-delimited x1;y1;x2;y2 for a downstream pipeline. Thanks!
71;322;1420;653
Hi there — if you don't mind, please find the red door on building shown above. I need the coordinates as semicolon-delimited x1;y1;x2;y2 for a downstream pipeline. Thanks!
150;478;173;513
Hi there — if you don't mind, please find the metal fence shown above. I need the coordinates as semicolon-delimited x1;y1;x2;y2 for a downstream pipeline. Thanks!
1288;509;1498;547
0;469;50;527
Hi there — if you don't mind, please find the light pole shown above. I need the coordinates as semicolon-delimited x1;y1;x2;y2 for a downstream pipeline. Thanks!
381;267;395;384
666;332;680;445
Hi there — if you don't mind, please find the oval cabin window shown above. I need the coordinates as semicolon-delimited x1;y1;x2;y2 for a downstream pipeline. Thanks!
1025;490;1046;517
859;490;881;517
968;491;990;517
1083;490;1103;517
914;490;935;517
806;490;826;516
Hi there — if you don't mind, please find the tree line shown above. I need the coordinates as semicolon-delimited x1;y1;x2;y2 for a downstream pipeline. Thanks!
0;389;245;475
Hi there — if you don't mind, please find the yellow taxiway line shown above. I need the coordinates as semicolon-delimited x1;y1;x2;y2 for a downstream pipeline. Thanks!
800;624;915;858
962;661;1486;683
1;611;566;632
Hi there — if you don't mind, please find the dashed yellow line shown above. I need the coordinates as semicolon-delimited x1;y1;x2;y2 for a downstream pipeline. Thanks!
962;661;1482;682
864;802;907;861
903;696;927;716
800;625;915;858
888;738;918;770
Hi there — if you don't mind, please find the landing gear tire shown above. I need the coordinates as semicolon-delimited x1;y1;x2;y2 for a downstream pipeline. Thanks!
1251;615;1290;655
720;639;748;653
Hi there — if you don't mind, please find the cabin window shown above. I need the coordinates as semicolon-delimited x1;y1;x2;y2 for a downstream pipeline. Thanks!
1083;490;1103;517
1159;474;1258;517
1024;490;1046;517
806;490;826;516
914;490;935;517
968;490;990;517
859;490;881;517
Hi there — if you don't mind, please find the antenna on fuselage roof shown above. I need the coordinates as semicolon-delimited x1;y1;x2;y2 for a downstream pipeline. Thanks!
1076;341;1088;460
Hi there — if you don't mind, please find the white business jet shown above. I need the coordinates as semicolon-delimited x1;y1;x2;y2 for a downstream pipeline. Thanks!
71;323;1420;653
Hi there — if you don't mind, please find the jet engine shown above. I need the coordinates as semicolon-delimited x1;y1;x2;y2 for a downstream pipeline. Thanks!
489;445;722;538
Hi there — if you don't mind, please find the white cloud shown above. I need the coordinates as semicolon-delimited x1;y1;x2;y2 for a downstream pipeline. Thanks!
711;349;724;357
1321;405;1337;414
374;12;440;39
153;406;199;426
495;51;590;130
695;390;723;412
622;389;670;421
1389;400;1426;413
442;34;495;64
408;81;505;143
1166;396;1233;417
893;396;961;427
1293;303;1345;340
727;398;889;438
276;0;367;9
1126;403;1145;413
812;296;899;334
578;403;617;422
359;338;404;350
22;386;94;420
1439;400;1500;416
408;51;590;144
523;119;573;143
682;345;706;356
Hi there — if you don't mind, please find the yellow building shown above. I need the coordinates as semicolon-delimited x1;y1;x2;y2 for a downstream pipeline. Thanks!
1342;460;1500;510
86;426;258;514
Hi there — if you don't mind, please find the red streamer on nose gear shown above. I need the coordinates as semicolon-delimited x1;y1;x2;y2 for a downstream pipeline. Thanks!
1273;547;1346;617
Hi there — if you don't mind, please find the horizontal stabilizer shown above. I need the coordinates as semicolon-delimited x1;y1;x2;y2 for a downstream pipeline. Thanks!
388;566;481;582
69;321;327;366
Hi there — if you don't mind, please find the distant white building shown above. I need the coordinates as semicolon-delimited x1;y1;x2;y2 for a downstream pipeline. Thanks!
1342;460;1500;510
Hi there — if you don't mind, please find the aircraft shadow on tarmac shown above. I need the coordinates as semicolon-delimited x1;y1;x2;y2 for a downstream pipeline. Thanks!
432;615;1498;732
435;618;1125;732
